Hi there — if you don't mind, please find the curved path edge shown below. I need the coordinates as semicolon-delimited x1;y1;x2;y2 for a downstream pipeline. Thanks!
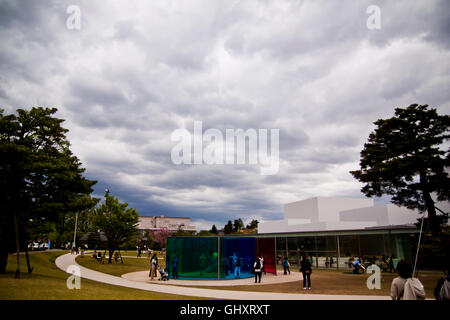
55;253;389;300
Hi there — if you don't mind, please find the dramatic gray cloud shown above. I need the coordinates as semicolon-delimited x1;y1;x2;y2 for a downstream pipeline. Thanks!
1;0;449;231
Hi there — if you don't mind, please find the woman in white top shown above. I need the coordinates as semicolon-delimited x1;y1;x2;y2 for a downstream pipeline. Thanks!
150;253;158;280
390;260;412;300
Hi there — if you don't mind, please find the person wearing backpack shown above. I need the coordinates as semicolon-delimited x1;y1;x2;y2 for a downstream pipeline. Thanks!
433;266;450;300
390;260;426;300
283;257;291;275
254;256;263;283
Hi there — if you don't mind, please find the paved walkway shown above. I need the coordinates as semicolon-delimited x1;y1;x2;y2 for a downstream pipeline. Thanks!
122;270;303;286
55;253;390;300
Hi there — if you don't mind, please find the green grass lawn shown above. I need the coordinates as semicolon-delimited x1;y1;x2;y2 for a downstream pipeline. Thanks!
75;250;166;277
0;251;204;300
75;255;152;277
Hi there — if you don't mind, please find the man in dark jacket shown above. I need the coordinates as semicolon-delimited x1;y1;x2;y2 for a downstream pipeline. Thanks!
433;266;449;300
300;255;312;290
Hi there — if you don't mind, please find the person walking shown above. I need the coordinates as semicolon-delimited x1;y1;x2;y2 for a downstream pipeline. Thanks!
150;253;158;280
433;265;450;300
390;259;410;300
283;257;291;275
172;256;179;279
390;259;425;300
388;255;395;273
260;256;266;275
235;254;241;279
254;256;263;283
300;255;312;290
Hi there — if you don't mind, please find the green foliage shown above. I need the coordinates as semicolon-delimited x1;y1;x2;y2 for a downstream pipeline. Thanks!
0;107;97;273
153;228;169;249
92;192;139;263
233;218;244;232
197;230;214;237
173;227;195;237
350;104;450;232
417;226;450;270
246;219;259;230
210;224;218;234
223;220;233;234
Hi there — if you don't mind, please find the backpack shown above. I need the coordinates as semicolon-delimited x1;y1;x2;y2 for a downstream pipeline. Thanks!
440;279;450;300
403;277;426;300
254;260;261;272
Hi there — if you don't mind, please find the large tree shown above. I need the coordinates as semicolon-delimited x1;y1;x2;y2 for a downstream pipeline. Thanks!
93;191;139;263
350;104;450;233
0;107;97;276
210;224;218;234
233;218;244;232
246;219;259;230
223;220;233;234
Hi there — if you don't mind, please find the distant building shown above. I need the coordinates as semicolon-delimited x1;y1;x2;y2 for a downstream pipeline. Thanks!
259;197;421;234
137;215;196;234
256;196;448;269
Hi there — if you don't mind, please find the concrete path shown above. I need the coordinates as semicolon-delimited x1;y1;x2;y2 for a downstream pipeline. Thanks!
122;270;303;286
55;253;390;300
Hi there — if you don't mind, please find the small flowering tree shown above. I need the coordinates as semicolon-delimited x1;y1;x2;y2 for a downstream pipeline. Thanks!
153;227;169;249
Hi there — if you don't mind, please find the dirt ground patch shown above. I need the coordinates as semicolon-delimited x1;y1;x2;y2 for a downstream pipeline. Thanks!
189;270;442;297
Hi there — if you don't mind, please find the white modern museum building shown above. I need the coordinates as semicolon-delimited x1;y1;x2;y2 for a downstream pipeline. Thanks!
256;197;447;269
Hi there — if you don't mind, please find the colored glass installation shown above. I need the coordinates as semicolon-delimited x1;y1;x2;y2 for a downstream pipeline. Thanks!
166;236;277;280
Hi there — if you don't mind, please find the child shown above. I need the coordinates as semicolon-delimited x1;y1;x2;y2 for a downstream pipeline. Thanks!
158;266;169;281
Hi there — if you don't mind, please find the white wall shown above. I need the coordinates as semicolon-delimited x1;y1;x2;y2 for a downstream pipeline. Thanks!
258;196;421;234
284;197;318;221
317;197;373;222
386;204;420;225
339;205;389;225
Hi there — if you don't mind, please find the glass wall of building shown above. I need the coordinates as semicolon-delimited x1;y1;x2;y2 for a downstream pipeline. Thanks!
315;236;338;268
220;237;255;279
276;237;287;265
166;236;218;279
274;231;416;270
256;238;277;274
167;236;277;280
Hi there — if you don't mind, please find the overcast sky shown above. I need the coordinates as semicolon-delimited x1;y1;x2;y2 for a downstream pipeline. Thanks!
1;0;449;231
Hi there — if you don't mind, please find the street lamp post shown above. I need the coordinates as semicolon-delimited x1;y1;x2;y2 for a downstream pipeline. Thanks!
73;211;78;253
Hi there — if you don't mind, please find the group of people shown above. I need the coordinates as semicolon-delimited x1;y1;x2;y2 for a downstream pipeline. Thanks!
71;246;82;255
144;250;450;300
92;251;105;264
148;252;173;281
137;246;152;258
349;255;396;273
390;260;450;300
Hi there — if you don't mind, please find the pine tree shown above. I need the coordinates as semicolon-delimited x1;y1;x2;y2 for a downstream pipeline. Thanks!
350;104;450;233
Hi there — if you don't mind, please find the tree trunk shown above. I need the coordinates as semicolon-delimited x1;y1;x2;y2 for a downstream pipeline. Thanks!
420;170;438;233
25;245;33;274
13;210;20;278
108;249;113;264
118;249;124;264
0;248;7;274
